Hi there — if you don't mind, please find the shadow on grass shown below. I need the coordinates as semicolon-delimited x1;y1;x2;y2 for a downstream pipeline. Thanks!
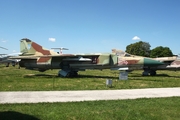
130;73;170;78
0;111;40;120
23;74;57;78
127;73;170;81
22;72;179;79
76;74;118;79
23;73;118;79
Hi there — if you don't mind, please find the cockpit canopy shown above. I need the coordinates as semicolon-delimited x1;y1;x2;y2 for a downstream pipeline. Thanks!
112;49;133;57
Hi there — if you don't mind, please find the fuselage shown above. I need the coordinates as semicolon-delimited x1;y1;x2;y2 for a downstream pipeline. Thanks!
19;53;164;72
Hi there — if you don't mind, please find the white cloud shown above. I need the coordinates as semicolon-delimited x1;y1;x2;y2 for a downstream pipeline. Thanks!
2;40;7;43
132;36;141;40
1;39;8;43
48;38;56;42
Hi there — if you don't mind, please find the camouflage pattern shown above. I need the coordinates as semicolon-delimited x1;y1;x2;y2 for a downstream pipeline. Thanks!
152;56;180;70
112;49;164;69
20;38;58;64
167;59;180;69
11;38;179;76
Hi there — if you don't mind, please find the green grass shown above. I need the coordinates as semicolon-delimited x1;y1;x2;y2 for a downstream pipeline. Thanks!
0;65;180;91
1;97;180;120
1;65;180;120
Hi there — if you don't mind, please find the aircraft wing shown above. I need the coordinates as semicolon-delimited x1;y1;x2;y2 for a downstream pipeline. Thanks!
0;54;7;55
0;59;17;63
45;53;101;57
9;53;101;63
9;56;38;59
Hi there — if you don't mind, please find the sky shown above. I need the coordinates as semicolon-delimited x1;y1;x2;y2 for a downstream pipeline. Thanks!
0;0;180;55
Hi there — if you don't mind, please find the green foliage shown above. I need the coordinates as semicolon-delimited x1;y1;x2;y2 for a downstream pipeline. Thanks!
126;41;174;57
150;46;173;58
126;41;151;57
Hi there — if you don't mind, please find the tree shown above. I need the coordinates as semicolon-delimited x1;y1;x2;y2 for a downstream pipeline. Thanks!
150;46;173;58
125;41;151;57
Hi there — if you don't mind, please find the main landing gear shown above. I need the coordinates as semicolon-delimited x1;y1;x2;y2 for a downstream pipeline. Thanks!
142;69;157;76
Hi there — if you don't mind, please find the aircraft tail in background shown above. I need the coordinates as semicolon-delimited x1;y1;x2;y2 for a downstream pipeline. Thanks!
0;46;8;50
20;38;58;56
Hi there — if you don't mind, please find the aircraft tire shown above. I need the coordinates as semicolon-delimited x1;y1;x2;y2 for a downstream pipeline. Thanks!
69;71;78;77
150;70;156;76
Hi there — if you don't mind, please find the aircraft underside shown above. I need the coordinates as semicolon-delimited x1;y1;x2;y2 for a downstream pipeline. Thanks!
142;69;157;76
19;59;180;77
58;68;158;77
51;67;158;77
19;64;160;77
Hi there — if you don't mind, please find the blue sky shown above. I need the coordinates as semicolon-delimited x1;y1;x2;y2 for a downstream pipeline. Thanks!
0;0;180;55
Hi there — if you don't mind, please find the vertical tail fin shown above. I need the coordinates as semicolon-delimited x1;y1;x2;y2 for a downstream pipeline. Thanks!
20;38;34;55
20;38;58;56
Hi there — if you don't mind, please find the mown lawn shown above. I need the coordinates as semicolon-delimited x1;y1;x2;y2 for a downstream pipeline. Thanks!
0;65;180;91
1;97;180;120
0;65;180;120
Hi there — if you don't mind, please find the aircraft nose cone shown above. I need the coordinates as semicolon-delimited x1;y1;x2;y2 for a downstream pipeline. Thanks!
144;58;164;66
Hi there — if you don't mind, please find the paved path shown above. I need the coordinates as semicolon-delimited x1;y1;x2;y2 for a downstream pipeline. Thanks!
0;88;180;104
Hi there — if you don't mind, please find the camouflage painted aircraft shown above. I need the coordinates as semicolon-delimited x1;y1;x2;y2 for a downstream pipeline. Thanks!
112;49;180;76
10;38;167;77
152;56;180;71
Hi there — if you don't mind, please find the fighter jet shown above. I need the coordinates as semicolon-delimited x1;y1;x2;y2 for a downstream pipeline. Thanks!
0;46;20;67
112;49;180;76
11;38;164;77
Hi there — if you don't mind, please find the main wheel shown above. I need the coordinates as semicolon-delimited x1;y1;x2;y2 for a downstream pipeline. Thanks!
149;70;156;76
69;71;78;77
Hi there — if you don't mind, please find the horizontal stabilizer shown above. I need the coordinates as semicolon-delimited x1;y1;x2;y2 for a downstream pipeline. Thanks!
9;56;37;59
51;48;69;50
